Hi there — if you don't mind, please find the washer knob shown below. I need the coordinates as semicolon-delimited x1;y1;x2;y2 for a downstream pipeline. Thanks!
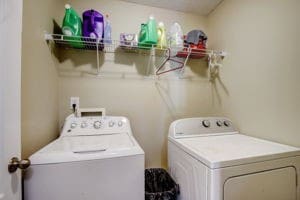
224;120;230;127
216;120;223;127
109;121;115;127
93;121;102;129
81;122;87;128
118;121;123;127
70;122;77;129
202;120;210;128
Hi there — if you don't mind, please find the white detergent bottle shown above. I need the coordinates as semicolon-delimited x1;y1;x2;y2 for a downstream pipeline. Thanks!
104;14;112;44
168;22;183;48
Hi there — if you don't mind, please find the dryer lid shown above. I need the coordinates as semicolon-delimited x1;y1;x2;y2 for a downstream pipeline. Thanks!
30;133;144;165
169;134;300;169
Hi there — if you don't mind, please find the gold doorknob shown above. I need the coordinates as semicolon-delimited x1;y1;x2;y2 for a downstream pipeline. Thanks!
8;157;31;173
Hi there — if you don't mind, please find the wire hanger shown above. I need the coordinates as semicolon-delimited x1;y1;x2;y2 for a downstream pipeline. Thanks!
155;48;186;75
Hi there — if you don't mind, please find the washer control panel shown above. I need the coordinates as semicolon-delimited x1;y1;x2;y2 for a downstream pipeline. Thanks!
170;117;237;138
61;115;130;137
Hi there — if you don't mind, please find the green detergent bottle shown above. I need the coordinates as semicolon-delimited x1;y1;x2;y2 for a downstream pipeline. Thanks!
62;4;84;48
138;15;158;48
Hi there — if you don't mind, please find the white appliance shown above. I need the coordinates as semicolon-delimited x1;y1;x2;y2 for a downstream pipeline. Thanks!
24;109;144;200
168;117;300;200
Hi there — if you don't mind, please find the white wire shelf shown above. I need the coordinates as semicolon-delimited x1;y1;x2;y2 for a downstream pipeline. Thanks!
45;33;160;54
45;34;225;56
45;33;227;77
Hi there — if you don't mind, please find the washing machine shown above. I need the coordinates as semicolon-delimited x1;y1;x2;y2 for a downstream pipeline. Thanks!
24;108;144;200
168;117;300;200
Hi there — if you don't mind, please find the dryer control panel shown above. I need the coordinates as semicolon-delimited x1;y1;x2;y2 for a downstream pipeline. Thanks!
169;117;238;139
61;115;131;137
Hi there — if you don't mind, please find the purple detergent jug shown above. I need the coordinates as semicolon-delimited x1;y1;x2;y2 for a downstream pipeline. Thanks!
83;9;104;39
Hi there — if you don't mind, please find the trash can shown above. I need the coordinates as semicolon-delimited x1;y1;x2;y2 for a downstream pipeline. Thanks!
145;168;180;200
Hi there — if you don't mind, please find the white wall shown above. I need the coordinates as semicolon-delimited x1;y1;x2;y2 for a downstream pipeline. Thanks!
208;0;300;147
21;0;64;158
58;0;213;167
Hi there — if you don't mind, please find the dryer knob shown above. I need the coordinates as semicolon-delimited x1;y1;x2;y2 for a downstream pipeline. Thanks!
93;121;102;129
202;120;210;128
216;120;223;127
224;120;231;127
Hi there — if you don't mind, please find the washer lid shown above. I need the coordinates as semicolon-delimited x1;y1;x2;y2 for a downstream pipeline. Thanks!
169;134;300;169
30;133;144;165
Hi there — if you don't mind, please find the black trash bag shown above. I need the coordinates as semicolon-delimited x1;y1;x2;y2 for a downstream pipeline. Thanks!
145;168;180;200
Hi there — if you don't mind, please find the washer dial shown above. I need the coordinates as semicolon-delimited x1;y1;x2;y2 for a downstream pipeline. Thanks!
202;120;211;128
81;122;87;128
109;121;115;127
118;121;123;127
70;122;77;129
93;121;102;129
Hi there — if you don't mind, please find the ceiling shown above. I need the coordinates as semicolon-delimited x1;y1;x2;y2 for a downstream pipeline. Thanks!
120;0;223;16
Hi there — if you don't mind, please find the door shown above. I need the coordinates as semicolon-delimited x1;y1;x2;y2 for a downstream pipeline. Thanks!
0;0;23;200
224;167;297;200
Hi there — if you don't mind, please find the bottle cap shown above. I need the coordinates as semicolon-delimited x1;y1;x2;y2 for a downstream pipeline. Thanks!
65;4;71;9
158;22;164;27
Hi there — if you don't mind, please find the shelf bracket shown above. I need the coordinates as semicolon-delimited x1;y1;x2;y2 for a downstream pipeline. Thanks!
208;51;225;81
146;46;155;76
179;47;192;77
96;39;100;75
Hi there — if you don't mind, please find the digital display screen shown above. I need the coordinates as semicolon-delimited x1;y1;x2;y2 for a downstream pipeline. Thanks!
81;112;103;117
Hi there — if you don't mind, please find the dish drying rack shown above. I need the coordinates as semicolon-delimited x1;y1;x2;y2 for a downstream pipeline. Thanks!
45;33;227;77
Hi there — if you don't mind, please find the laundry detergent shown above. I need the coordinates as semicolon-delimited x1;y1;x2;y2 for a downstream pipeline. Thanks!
62;4;84;48
138;15;158;48
82;9;104;39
